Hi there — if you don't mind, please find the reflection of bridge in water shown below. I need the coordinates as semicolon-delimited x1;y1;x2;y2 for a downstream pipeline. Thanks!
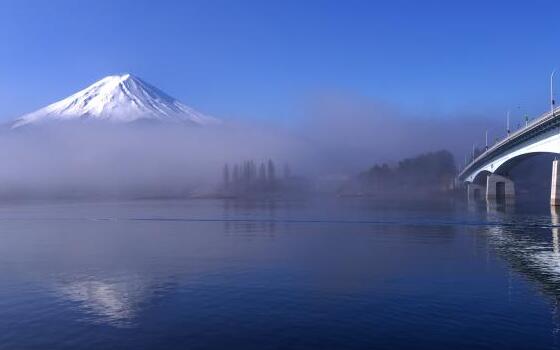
458;106;560;205
482;205;560;337
484;205;560;300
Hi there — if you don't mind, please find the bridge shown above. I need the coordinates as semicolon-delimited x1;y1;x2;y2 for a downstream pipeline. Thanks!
457;107;560;205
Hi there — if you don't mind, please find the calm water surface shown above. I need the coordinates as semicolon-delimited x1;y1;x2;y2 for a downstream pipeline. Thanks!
1;198;560;349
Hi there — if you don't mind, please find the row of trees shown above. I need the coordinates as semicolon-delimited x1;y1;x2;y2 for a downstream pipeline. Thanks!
352;150;457;194
222;160;292;195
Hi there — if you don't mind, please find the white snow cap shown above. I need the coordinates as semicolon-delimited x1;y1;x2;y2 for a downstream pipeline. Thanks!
12;73;219;128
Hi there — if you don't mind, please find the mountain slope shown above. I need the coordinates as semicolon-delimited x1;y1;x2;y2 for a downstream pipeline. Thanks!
12;74;219;128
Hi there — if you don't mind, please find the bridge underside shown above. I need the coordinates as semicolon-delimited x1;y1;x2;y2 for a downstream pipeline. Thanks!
461;127;560;205
462;126;560;183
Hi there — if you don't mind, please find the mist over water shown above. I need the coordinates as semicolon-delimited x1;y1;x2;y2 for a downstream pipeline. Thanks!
0;96;499;198
3;99;558;350
0;122;305;198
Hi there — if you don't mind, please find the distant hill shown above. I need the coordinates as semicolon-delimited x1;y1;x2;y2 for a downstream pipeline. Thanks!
341;150;457;196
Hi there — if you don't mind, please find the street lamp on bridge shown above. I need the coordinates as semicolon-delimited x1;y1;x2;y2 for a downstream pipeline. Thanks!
506;110;510;136
551;69;556;116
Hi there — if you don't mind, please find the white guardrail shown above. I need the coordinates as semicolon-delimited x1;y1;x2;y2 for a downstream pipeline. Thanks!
459;107;560;178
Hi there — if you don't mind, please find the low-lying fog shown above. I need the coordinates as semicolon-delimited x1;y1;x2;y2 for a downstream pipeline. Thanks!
0;97;499;198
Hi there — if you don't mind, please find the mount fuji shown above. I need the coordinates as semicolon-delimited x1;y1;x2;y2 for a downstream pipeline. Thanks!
11;74;219;128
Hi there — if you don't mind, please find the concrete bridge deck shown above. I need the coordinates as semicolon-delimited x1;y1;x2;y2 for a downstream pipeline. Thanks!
458;107;560;205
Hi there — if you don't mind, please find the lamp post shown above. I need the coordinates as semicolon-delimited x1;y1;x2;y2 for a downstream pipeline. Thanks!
485;130;488;151
554;69;560;161
552;69;556;116
507;110;510;136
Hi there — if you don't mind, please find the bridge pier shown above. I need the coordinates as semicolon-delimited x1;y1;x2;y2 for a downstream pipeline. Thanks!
467;183;485;202
551;207;560;255
486;174;515;202
551;160;560;206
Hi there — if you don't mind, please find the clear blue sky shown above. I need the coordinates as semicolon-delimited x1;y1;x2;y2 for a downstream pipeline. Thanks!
0;0;559;121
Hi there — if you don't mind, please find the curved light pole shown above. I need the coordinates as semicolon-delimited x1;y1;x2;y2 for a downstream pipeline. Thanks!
507;110;510;136
552;69;557;116
554;69;560;161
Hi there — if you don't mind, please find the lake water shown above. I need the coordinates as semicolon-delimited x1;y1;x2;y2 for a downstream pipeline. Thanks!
1;197;560;349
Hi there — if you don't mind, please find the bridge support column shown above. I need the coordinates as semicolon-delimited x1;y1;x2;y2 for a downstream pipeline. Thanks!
486;174;515;202
551;160;560;206
467;183;485;202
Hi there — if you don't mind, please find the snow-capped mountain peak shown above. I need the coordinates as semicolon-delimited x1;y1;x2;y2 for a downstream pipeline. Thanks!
12;74;219;128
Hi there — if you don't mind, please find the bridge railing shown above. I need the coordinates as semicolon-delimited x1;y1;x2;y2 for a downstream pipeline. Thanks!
458;106;560;179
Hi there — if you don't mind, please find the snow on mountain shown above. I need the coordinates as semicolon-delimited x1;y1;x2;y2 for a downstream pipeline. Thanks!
12;74;219;128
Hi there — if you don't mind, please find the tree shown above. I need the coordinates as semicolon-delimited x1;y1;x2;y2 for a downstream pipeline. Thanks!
267;159;276;184
358;150;457;193
233;164;240;184
259;162;267;183
223;164;230;188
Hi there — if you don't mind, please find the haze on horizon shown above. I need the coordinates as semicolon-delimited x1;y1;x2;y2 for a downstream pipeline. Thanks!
0;73;478;198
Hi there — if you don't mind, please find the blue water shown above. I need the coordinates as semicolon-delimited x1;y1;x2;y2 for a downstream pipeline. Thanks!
0;198;559;349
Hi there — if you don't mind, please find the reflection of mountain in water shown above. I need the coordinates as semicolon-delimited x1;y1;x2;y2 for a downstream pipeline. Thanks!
54;275;173;328
56;278;143;327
